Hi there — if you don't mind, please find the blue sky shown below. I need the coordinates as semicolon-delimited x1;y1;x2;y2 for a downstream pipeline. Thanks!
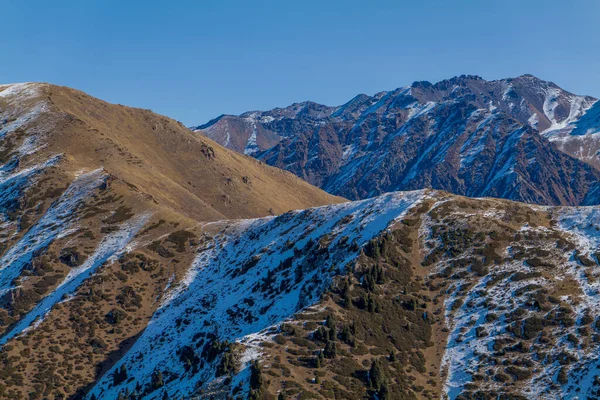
1;0;598;125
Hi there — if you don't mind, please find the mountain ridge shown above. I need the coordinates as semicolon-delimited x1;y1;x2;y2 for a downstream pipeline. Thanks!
82;188;600;399
193;74;600;206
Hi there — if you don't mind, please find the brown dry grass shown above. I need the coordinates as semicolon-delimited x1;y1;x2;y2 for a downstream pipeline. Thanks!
44;84;344;222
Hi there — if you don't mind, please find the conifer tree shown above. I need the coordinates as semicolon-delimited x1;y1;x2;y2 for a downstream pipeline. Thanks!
249;360;264;399
325;314;335;329
113;364;128;385
369;358;386;392
151;370;164;390
342;280;352;308
323;340;337;359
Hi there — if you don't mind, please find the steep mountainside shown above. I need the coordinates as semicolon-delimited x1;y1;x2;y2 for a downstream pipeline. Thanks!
0;82;341;399
71;190;600;400
194;75;600;205
543;99;600;169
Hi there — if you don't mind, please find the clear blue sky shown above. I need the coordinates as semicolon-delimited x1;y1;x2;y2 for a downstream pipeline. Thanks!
2;0;598;125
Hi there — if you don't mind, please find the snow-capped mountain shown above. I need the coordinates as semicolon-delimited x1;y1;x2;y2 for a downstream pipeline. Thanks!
193;75;600;205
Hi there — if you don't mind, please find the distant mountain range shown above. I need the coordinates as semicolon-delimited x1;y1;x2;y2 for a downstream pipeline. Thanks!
193;74;600;205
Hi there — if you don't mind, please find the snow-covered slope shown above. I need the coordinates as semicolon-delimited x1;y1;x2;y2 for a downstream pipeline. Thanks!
543;99;600;169
0;212;150;346
193;75;600;206
77;189;600;400
88;191;426;399
0;168;106;295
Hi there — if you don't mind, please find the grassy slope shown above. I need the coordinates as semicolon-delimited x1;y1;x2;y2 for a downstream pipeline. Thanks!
44;84;344;222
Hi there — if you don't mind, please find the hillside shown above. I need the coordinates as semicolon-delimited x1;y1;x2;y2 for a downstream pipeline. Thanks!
0;82;341;399
72;190;600;400
0;82;342;223
0;165;598;398
194;75;600;205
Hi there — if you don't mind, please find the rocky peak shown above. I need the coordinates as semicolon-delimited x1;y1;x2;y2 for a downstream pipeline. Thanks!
193;75;600;205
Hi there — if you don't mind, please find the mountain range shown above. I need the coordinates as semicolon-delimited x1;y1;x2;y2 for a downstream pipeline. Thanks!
1;77;600;400
194;74;600;205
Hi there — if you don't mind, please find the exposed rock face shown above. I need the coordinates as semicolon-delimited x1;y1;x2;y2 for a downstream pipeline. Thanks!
191;102;336;155
194;75;600;205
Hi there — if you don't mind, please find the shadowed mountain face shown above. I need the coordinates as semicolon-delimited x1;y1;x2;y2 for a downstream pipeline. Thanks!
194;75;600;205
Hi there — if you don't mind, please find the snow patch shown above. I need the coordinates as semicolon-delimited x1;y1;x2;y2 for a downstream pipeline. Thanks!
0;83;42;102
244;120;259;155
0;168;106;294
0;213;150;345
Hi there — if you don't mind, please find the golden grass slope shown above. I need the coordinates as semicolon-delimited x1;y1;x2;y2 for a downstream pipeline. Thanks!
35;83;345;222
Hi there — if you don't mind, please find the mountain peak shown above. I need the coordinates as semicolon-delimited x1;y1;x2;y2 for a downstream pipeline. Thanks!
447;74;485;83
411;80;433;88
508;73;554;86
